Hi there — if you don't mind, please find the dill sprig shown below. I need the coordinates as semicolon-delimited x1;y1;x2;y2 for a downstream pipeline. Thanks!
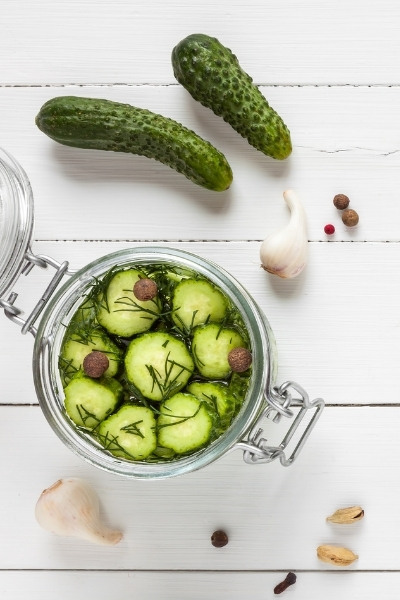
113;293;165;319
96;430;137;460
59;356;80;382
76;404;107;430
85;264;122;313
198;392;219;414
172;308;212;337
145;351;193;401
157;402;203;430
66;320;103;346
120;420;145;438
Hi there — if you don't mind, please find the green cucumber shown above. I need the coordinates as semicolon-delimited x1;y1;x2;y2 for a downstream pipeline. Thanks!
172;34;292;160
64;375;123;430
98;405;157;460
35;96;233;191
124;332;194;401
171;278;228;333
192;323;246;379
96;269;162;337
157;393;214;454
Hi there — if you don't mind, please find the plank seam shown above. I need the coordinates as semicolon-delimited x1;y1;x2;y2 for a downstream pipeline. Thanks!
0;568;399;573
32;239;400;244
2;83;400;88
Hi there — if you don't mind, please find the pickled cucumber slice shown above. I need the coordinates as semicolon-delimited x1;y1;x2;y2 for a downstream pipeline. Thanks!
192;323;245;379
98;405;157;460
187;381;235;425
124;332;194;401
171;278;228;332
96;269;162;337
64;375;123;430
60;331;122;384
157;393;214;454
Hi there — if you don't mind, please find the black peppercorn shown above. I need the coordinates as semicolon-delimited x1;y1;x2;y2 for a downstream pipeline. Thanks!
211;530;228;547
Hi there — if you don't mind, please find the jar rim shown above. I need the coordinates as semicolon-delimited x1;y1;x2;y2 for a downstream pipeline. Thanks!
33;246;274;479
0;148;34;299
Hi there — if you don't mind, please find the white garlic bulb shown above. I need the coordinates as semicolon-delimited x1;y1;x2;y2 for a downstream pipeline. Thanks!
260;189;308;279
35;477;122;546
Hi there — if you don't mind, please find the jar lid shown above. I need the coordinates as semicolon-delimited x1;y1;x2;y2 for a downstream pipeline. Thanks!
0;149;34;298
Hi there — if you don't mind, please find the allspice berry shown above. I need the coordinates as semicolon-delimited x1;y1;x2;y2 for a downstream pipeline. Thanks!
83;351;109;378
333;194;350;210
133;278;158;301
228;347;252;372
342;208;359;227
211;530;229;548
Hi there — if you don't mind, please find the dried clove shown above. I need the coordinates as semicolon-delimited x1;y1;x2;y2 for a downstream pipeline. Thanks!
274;572;297;594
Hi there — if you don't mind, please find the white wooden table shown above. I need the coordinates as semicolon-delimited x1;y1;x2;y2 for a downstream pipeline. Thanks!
1;1;399;597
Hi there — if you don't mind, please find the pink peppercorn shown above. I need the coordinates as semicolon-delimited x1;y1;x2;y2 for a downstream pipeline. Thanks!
324;224;335;235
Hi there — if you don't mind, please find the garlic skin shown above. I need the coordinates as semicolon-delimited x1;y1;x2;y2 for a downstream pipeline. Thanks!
260;189;308;278
35;478;122;546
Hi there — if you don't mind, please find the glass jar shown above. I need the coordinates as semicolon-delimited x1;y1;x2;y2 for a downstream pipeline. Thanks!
0;148;324;479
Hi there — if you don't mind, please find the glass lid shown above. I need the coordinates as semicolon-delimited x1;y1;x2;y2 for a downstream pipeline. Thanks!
0;148;34;298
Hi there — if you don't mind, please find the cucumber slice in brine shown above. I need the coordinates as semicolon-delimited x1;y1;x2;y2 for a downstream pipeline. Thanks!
192;323;246;379
98;405;157;460
157;393;215;454
96;269;162;337
64;375;123;430
124;332;194;401
171;278;228;332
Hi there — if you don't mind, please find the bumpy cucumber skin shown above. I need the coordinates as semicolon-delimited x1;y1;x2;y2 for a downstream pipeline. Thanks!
172;34;292;160
35;96;233;191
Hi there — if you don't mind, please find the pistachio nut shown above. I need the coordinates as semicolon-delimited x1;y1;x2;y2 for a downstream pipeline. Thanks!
317;544;358;567
326;506;364;524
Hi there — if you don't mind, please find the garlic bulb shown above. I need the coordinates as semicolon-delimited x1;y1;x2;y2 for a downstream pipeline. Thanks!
260;189;308;278
35;477;122;546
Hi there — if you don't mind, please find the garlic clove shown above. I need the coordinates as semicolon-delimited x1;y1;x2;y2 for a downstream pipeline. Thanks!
260;189;308;279
35;477;122;546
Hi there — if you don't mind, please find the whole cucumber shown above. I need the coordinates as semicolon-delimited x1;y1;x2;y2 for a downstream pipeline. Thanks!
35;96;233;191
172;34;292;160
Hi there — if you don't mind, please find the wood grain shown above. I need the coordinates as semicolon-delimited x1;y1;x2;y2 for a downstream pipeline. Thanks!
0;86;398;241
0;404;396;570
0;572;398;600
1;0;398;85
1;240;397;407
1;0;399;591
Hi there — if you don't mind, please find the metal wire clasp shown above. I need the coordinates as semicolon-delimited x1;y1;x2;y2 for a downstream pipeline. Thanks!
239;381;324;466
0;251;73;337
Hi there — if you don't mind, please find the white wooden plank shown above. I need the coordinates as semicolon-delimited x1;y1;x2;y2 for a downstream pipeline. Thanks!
0;0;398;592
0;404;396;569
0;86;399;241
0;572;398;600
1;240;398;407
1;0;399;85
